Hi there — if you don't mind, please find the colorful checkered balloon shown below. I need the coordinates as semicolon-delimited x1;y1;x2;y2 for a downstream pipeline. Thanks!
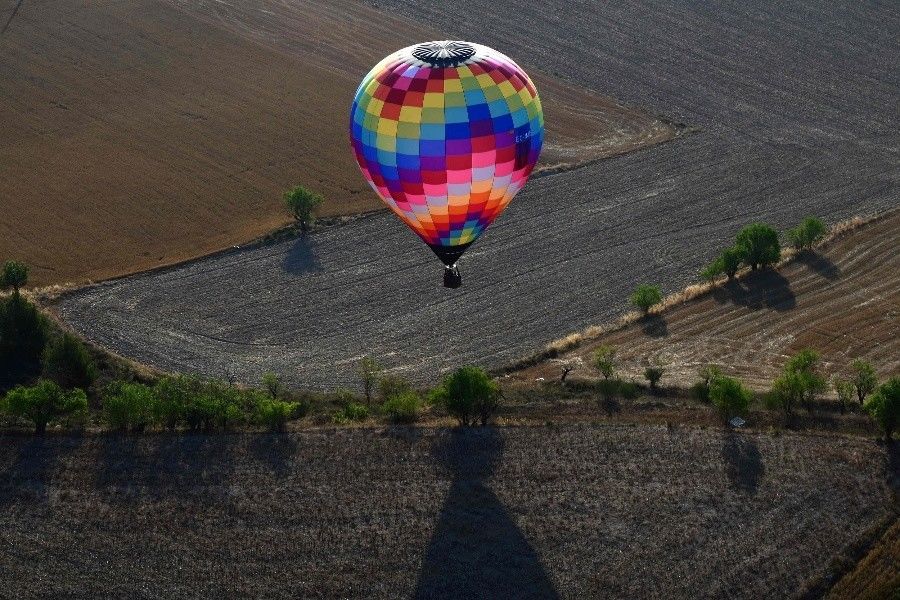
350;41;544;268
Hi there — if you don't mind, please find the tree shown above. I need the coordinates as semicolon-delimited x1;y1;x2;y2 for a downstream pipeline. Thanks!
382;390;421;424
630;284;663;314
430;366;500;427
262;371;281;399
284;185;324;232
833;376;854;415
710;374;751;421
358;355;381;404
0;295;48;386
379;373;412;404
864;377;899;442
253;393;301;432
787;217;826;251
593;345;616;380
692;365;723;402
3;380;87;434
644;366;664;391
851;359;878;406
735;223;780;270
103;382;156;432
768;349;826;419
0;261;28;295
703;246;746;281
42;333;96;390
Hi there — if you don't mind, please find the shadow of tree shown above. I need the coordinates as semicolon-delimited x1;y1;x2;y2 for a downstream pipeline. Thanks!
795;251;840;281
722;431;764;495
0;434;83;506
601;396;621;417
96;433;237;503
249;433;298;479
415;428;559;600
640;314;669;338
281;235;322;275
712;270;796;312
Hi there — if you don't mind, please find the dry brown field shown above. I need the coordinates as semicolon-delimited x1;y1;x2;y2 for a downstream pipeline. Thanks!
0;0;668;286
519;210;900;391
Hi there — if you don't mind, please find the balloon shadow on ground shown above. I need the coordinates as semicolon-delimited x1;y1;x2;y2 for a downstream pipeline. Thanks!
281;235;323;275
640;314;669;338
722;431;764;495
0;434;83;506
414;428;559;600
712;270;796;312
795;251;841;281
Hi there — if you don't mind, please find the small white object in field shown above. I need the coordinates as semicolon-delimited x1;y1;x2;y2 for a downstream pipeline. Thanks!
535;377;545;382
729;416;746;428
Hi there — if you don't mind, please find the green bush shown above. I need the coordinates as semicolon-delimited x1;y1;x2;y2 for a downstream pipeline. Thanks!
0;260;28;294
42;333;96;390
768;349;826;418
644;366;664;391
0;295;48;387
693;365;723;402
378;373;412;404
3;379;87;434
709;375;751;421
152;375;200;429
864;377;900;441
735;223;780;270
430;366;500;427
261;371;281;399
359;355;381;404
253;393;300;432
701;246;744;281
342;402;369;421
383;390;421;424
787;217;826;250
103;382;156;432
593;345;616;380
630;284;663;314
851;359;878;406
283;185;324;231
833;377;855;414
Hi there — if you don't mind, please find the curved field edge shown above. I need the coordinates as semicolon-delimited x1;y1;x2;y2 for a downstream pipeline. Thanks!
509;209;900;390
0;424;894;598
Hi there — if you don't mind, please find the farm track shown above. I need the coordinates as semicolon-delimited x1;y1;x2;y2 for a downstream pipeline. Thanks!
56;0;900;389
0;425;893;598
0;0;657;286
520;211;900;389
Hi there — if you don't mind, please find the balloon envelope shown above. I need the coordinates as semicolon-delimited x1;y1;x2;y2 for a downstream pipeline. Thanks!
349;41;544;267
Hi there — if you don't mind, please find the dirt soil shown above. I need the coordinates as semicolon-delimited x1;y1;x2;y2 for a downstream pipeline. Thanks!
520;211;900;390
54;0;899;390
0;0;666;287
0;424;894;598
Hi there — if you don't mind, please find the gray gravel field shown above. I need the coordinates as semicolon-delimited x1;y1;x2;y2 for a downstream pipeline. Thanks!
57;0;899;388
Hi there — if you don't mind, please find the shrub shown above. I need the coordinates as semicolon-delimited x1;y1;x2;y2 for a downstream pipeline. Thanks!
0;295;48;387
3;379;87;434
851;359;878;406
430;366;500;427
630;284;663;314
693;365;723;402
702;247;744;281
153;375;200;430
768;349;826;419
181;380;244;431
379;373;412;404
593;345;616;380
735;223;780;270
0;260;28;294
42;333;96;390
833;377;855;414
262;372;281;399
103;382;156;432
864;377;900;441
283;185;324;231
709;375;751;421
342;402;370;421
253;394;300;432
644;366;664;391
787;217;826;250
358;355;381;404
383;390;421;424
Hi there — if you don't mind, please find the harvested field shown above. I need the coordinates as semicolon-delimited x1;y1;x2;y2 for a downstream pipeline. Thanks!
0;0;662;286
56;0;899;389
519;210;900;390
827;518;900;600
0;425;894;598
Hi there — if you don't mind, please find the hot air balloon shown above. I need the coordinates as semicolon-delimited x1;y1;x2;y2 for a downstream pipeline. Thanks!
349;40;544;288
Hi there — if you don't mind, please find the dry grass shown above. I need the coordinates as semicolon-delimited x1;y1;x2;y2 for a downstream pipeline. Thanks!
826;517;900;600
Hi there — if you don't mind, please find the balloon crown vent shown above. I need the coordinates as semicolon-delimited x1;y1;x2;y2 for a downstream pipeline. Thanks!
412;41;475;67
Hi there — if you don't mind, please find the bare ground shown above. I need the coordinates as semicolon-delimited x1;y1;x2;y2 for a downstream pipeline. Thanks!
519;210;900;390
0;0;663;286
0;425;894;598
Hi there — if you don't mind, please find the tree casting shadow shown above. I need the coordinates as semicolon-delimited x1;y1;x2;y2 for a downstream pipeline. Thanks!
712;270;796;312
414;428;559;600
281;235;323;275
722;431;764;495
